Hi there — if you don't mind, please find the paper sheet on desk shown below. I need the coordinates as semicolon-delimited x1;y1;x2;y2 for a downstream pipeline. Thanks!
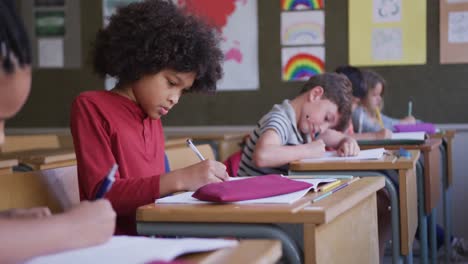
26;236;237;264
299;148;385;162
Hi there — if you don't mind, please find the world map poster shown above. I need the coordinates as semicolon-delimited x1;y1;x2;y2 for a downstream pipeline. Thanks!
176;0;259;91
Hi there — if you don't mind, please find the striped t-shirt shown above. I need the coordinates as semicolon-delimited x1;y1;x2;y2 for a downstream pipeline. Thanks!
238;100;308;176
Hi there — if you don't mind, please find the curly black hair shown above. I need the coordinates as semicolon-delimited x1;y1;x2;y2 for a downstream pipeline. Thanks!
92;0;223;93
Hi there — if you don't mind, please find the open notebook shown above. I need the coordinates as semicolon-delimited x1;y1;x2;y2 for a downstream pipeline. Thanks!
157;177;336;204
26;236;237;264
299;148;385;162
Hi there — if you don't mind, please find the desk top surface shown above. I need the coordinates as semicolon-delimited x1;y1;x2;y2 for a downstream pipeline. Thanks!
289;149;419;171
0;158;18;168
137;177;384;225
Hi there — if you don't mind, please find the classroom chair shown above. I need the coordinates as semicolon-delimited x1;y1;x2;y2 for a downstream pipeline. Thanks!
0;165;79;213
165;144;216;171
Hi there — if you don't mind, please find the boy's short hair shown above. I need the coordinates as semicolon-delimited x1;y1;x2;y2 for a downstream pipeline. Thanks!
362;70;386;96
300;73;352;131
92;0;223;93
0;0;31;74
335;65;366;99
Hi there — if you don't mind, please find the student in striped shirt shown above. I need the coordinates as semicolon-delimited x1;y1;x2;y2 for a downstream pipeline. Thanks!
238;72;359;177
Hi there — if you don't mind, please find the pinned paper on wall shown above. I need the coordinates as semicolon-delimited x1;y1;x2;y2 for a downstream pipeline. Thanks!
280;0;324;11
448;11;468;43
371;28;402;61
281;11;324;45
440;0;468;63
373;0;402;23
281;46;325;81
349;0;426;66
38;38;64;68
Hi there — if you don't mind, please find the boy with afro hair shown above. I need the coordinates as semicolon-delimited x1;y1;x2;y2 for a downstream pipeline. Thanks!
71;0;228;235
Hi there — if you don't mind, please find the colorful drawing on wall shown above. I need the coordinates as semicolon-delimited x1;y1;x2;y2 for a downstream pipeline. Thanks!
373;0;401;23
281;0;324;11
281;47;325;81
177;0;259;91
281;11;324;45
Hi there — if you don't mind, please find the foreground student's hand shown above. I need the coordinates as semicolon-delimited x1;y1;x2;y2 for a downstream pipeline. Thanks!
0;207;51;219
305;139;326;158
337;137;360;157
376;129;392;139
401;116;416;124
178;160;229;191
64;200;116;248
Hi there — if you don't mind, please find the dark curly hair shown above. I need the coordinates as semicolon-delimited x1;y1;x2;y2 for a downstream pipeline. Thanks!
300;73;353;132
92;0;223;93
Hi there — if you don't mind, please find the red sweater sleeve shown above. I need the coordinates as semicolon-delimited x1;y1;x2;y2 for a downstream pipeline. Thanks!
70;97;160;216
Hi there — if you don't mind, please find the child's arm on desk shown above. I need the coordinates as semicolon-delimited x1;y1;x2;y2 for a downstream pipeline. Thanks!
252;129;325;168
320;129;360;156
159;160;229;196
0;200;115;264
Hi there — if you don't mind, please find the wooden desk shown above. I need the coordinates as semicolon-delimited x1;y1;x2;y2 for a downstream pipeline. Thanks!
289;150;420;257
1;148;76;170
179;240;281;264
360;139;442;214
137;177;384;264
0;158;18;176
430;130;455;186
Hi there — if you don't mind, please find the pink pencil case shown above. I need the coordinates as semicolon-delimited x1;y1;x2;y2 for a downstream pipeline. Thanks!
394;123;436;134
192;175;312;202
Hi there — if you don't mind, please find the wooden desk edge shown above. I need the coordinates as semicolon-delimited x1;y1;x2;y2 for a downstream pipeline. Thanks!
179;240;282;264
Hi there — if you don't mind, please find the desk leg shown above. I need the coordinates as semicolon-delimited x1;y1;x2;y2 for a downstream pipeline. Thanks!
428;209;437;264
440;143;452;264
417;161;429;264
137;222;301;264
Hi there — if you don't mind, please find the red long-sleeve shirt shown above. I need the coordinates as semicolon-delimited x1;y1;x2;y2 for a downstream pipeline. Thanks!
70;91;165;235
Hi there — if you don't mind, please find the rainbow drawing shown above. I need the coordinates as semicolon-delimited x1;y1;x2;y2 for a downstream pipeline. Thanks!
282;22;324;45
281;0;324;11
282;53;325;81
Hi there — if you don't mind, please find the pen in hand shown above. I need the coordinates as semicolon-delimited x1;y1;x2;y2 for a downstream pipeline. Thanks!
186;139;205;161
95;163;118;200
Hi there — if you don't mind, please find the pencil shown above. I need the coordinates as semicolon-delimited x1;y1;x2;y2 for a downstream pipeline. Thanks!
408;100;413;116
320;180;342;192
186;139;205;161
375;108;384;128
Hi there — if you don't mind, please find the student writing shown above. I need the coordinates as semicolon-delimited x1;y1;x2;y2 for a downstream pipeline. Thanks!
351;70;416;133
335;65;392;140
238;73;359;176
70;0;229;235
0;1;115;263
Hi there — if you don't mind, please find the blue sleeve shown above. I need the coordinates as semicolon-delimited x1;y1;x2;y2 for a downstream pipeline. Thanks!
164;153;170;172
352;107;382;133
